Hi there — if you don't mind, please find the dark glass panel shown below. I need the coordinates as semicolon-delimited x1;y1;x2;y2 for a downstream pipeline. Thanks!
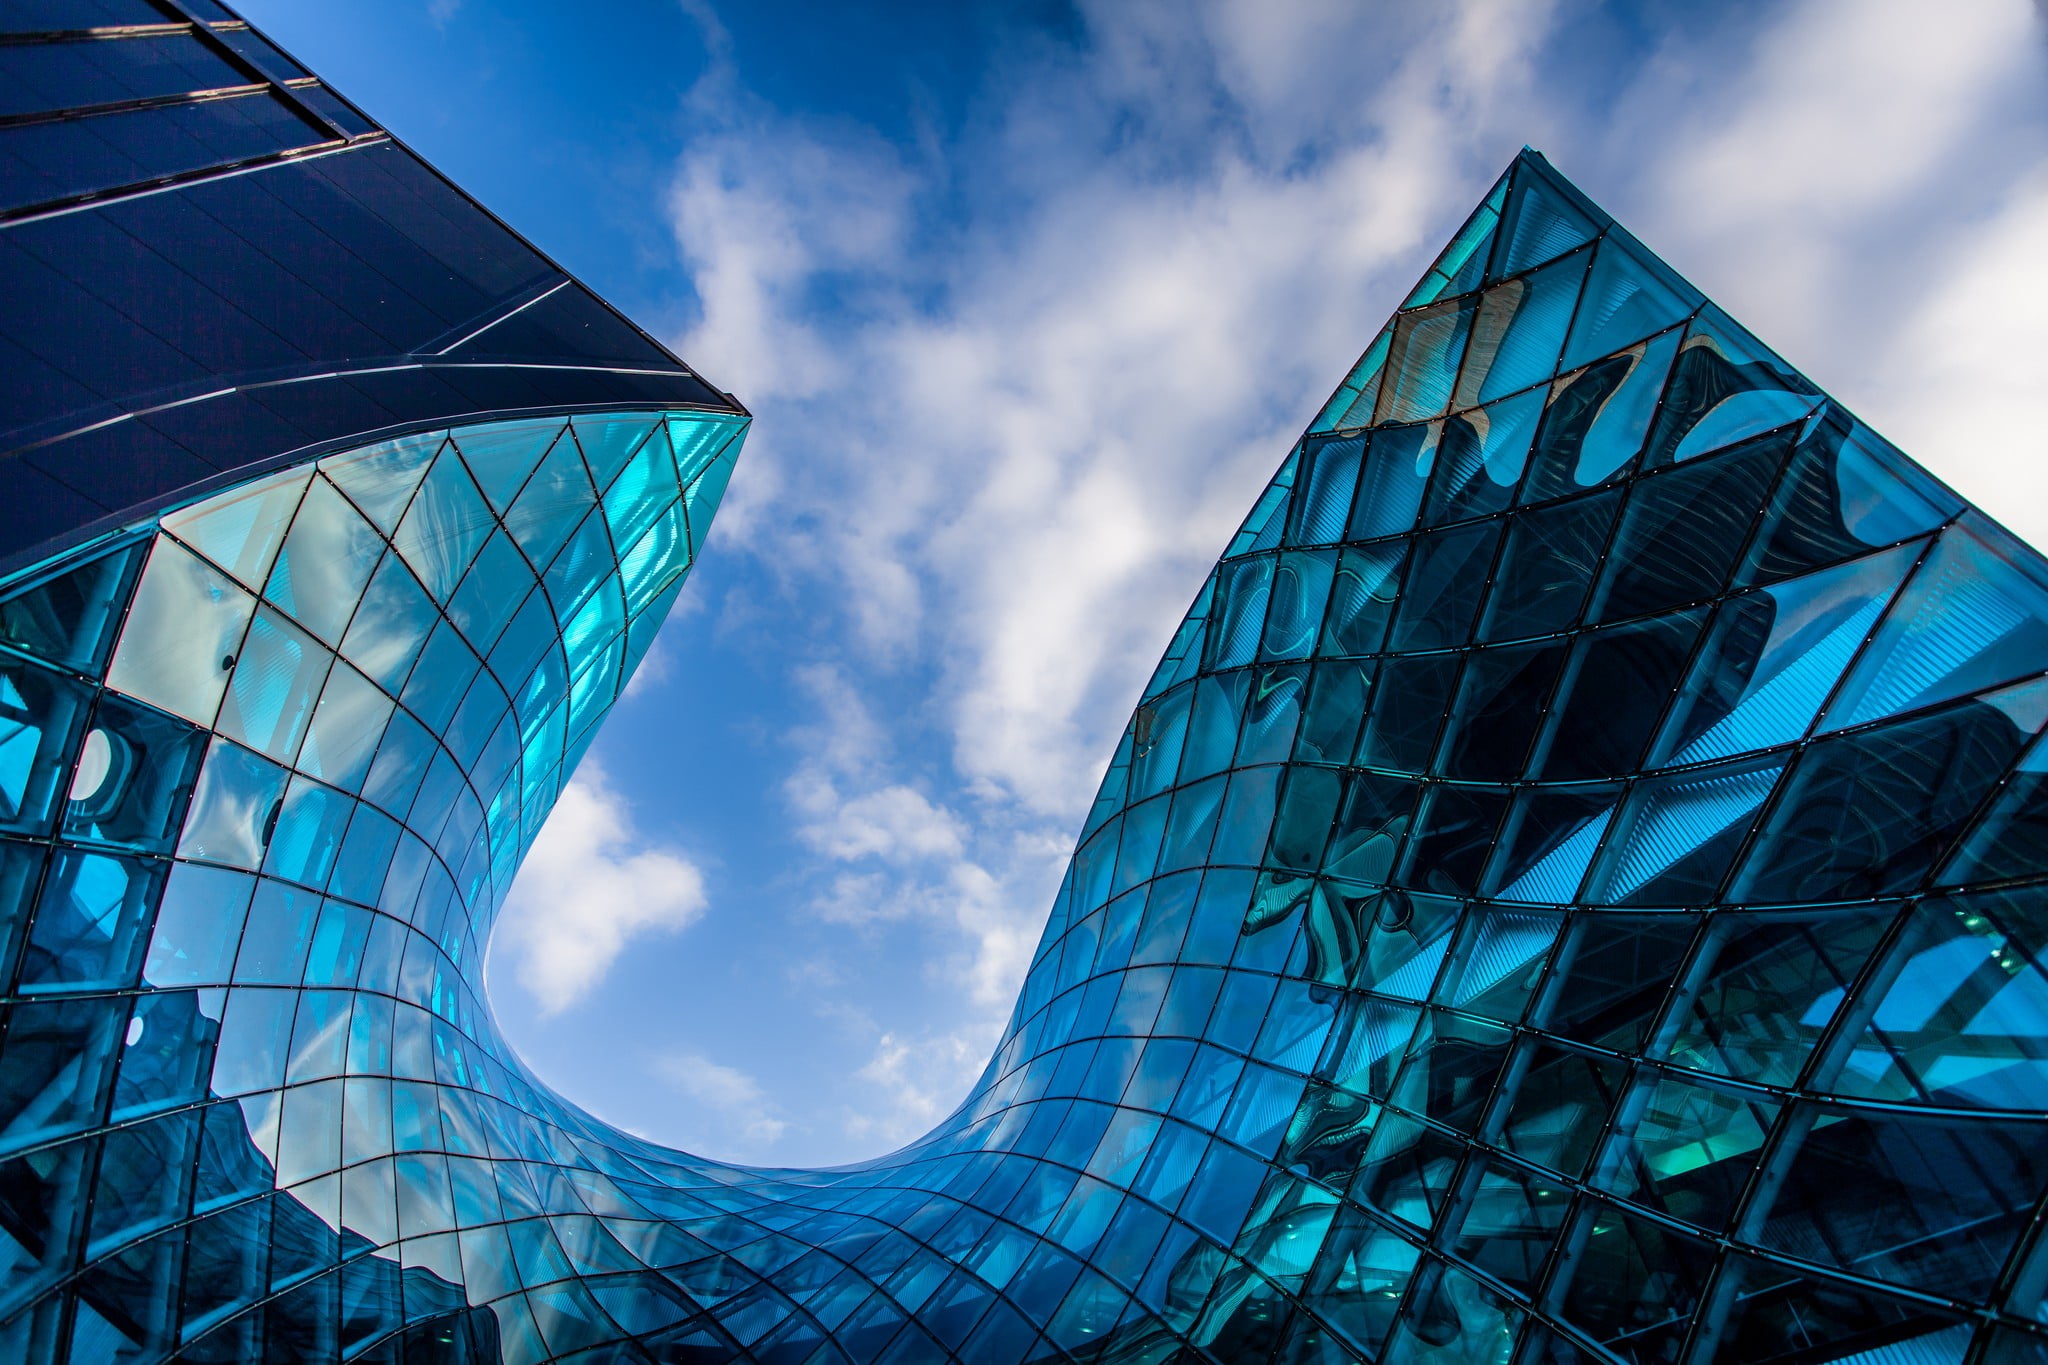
1941;739;2048;886
1276;1083;1379;1190
1356;654;1460;775
1388;1011;1512;1137
1450;1158;1569;1291
1736;685;2038;904
1536;912;1699;1054
1321;770;1420;890
1558;1202;1716;1364
1318;543;1406;659
0;541;141;674
0;33;248;119
1356;1112;1465;1230
0;92;324;215
1387;521;1500;652
1641;306;1819;469
0;994;125;1153
7;1;169;25
1438;641;1567;782
1520;347;1661;505
1480;488;1619;643
1666;905;1894;1088
1739;412;1900;585
1379;1259;1525;1363
0;654;93;836
17;848;162;992
1268;766;1342;875
1294;660;1374;766
1423;387;1545;527
1530;608;1705;782
1702;1255;1969;1365
1759;1104;2048;1302
1589;434;1787;625
1399;785;1510;898
1500;1042;1626;1179
1595;1072;1775;1233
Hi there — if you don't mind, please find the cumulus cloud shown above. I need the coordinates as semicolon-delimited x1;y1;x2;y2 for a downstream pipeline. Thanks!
493;764;708;1015
653;1052;789;1153
845;1031;987;1151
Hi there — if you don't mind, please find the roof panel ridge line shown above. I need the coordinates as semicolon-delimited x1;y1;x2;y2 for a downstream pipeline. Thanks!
185;0;741;405
0;132;379;229
423;277;575;356
0;348;747;462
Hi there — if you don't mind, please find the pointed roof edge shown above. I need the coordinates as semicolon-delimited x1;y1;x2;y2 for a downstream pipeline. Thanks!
1295;147;2022;558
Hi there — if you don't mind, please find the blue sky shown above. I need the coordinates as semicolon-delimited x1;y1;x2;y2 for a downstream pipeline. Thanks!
234;0;2048;1167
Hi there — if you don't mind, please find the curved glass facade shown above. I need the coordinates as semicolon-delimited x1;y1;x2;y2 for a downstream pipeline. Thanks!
4;8;2047;1362
7;143;2048;1364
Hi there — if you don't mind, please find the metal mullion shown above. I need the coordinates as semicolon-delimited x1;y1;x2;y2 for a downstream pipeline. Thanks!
1537;370;1820;922
0;24;195;45
1689;516;1960;920
1511;406;1813;1057
0;80;271;130
1370;499;1524;897
0;133;371;228
145;0;341;143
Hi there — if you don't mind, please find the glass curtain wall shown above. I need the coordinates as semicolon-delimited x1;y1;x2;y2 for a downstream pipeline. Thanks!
3;148;2047;1364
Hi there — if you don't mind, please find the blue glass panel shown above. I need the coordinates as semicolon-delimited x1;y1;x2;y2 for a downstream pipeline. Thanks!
1422;386;1545;527
1559;235;1699;373
452;418;569;514
1462;245;1590;407
161;467;310;590
106;537;256;729
263;475;384;647
18;849;160;993
1375;296;1476;425
0;542;142;675
393;453;497;603
216;606;329;764
176;737;289;871
319;432;441;536
1824;518;2048;732
340;549;438;693
1487;165;1601;280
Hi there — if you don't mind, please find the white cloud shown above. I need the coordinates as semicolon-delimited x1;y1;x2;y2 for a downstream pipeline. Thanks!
1872;168;2048;546
653;1052;789;1152
493;763;708;1015
844;1030;986;1150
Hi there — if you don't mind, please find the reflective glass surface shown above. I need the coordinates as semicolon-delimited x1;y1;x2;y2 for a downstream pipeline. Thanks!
3;141;2044;1365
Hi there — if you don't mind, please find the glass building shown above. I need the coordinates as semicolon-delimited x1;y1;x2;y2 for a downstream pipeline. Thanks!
4;7;2048;1365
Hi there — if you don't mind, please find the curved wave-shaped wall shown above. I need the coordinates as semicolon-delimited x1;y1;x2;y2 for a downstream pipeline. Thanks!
3;12;2047;1360
7;146;2048;1365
